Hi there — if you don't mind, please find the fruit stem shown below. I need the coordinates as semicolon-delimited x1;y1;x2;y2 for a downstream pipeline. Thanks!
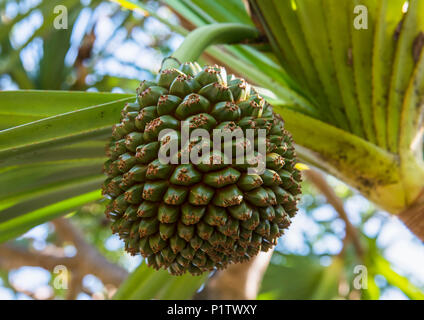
161;23;260;70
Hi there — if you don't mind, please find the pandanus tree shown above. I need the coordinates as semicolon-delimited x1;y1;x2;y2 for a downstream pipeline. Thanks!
246;0;424;237
0;0;423;298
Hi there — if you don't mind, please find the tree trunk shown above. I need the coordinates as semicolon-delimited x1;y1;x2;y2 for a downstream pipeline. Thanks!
194;250;273;300
399;190;424;242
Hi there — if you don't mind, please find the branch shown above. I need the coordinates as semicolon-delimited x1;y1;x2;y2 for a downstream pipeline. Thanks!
51;218;128;287
305;169;363;257
0;218;128;299
399;189;424;242
0;244;74;270
66;271;84;300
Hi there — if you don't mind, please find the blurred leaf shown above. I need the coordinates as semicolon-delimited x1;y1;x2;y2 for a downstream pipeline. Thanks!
0;0;83;78
180;0;253;26
362;271;381;300
374;255;424;300
113;262;207;300
0;189;102;243
309;257;343;299
156;273;208;300
110;0;150;16
37;8;78;89
92;76;141;93
260;253;332;299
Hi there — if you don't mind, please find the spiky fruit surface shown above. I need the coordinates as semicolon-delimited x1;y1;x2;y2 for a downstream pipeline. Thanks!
103;62;301;275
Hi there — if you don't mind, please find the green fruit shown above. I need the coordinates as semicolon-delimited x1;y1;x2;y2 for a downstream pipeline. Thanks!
103;63;301;275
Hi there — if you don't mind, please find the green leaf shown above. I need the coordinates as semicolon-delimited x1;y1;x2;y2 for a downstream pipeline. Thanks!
374;255;424;300
0;0;83;78
0;94;133;164
0;90;132;128
0;174;103;224
250;1;312;97
0;140;106;168
0;189;102;243
206;46;321;118
157;273;208;300
323;0;364;138
189;0;253;26
350;0;379;144
271;0;330;111
371;0;405;149
274;105;407;214
37;7;78;89
165;0;209;26
0;89;131;242
260;253;328;299
112;262;157;300
0;159;104;202
309;257;343;299
386;0;424;153
92;76;141;93
284;0;351;131
399;42;424;155
361;271;381;300
133;0;320;118
113;262;207;300
128;269;174;300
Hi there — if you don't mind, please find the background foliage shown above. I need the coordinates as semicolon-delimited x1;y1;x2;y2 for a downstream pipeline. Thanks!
0;0;423;300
